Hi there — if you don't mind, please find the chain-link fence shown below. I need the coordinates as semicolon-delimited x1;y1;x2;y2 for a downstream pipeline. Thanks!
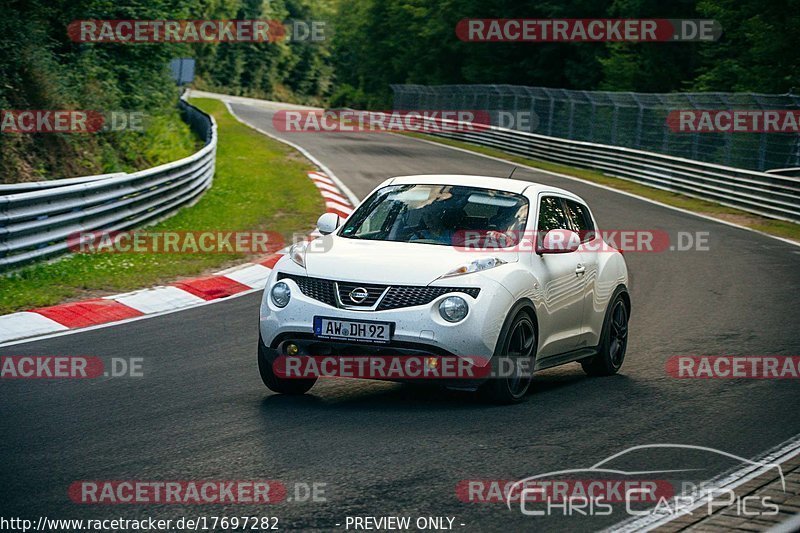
392;84;800;172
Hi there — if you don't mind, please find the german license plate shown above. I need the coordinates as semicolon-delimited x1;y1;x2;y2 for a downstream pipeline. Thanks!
313;316;392;344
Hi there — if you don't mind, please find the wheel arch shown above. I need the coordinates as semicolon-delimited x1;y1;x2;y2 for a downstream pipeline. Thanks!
493;298;539;357
597;284;631;349
616;284;631;316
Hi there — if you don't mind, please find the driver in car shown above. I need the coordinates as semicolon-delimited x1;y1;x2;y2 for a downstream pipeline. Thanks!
412;208;459;244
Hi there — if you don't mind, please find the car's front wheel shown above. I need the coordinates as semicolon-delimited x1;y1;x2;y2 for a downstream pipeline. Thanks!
582;292;629;376
481;312;536;404
258;335;317;395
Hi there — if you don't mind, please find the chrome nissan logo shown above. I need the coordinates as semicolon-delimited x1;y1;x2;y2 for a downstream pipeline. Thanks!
349;287;369;303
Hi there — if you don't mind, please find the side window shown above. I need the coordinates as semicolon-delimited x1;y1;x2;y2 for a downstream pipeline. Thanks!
564;199;596;242
537;196;570;233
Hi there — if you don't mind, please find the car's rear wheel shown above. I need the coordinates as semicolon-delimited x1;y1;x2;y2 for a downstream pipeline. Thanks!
258;335;317;395
481;312;536;404
582;293;629;376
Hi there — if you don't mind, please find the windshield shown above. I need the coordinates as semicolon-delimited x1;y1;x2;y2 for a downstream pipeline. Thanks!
339;184;529;246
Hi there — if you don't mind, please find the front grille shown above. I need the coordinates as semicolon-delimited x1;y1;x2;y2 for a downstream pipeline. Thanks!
336;281;386;307
277;273;479;310
277;273;336;307
378;286;480;310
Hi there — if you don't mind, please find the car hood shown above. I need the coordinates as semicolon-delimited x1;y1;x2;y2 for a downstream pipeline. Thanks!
303;235;518;285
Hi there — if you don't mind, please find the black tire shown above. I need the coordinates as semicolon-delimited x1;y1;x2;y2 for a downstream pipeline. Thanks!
582;292;629;377
258;335;316;395
480;312;536;404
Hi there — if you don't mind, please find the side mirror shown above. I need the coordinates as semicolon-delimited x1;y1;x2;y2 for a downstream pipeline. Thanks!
536;229;581;254
317;212;341;235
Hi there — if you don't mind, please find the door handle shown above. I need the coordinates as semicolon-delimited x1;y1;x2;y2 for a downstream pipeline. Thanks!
575;263;586;275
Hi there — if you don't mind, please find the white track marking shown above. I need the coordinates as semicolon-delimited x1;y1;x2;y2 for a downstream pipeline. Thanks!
324;200;354;214
208;88;798;249
312;180;346;195
209;95;800;532
319;190;350;204
218;263;273;289
0;286;263;348
604;435;800;532
0;312;69;344
221;100;361;205
768;513;800;533
308;171;334;184
0;98;354;347
4;96;800;533
109;286;206;314
189;90;320;111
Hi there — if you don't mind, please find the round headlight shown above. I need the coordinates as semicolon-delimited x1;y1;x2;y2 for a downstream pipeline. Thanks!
270;282;291;308
439;296;468;322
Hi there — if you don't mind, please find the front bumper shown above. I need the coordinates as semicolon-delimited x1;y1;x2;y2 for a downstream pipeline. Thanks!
259;336;491;392
259;264;514;360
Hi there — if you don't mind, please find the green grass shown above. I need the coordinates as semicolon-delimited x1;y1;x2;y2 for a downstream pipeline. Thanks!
122;112;200;172
404;132;800;242
0;98;324;314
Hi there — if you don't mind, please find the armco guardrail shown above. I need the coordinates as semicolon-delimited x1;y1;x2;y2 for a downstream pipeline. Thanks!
766;167;800;178
0;99;216;270
410;116;800;223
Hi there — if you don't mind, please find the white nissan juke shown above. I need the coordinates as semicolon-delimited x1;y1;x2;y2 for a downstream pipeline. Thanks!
258;175;630;403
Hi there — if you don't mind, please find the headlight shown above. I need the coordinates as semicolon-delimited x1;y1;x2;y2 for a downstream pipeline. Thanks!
439;296;468;322
290;241;307;268
441;257;507;278
270;282;291;308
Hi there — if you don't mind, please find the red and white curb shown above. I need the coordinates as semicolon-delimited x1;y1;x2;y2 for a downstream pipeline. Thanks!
0;171;353;345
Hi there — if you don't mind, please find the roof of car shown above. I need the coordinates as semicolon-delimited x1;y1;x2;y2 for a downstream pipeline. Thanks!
387;174;576;198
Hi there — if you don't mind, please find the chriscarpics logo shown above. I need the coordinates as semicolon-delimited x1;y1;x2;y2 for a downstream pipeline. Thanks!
498;444;786;519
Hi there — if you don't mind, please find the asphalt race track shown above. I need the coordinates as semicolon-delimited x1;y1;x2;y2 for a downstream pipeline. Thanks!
1;100;799;532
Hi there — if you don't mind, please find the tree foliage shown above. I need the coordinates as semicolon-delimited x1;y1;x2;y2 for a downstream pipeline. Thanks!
323;0;798;107
0;0;195;182
3;0;796;181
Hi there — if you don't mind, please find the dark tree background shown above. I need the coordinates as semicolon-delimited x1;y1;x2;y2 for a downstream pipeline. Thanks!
2;0;797;181
325;0;799;107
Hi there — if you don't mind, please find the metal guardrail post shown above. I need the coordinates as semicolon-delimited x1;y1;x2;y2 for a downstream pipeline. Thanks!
754;95;769;171
542;88;555;137
631;93;644;149
792;93;800;168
